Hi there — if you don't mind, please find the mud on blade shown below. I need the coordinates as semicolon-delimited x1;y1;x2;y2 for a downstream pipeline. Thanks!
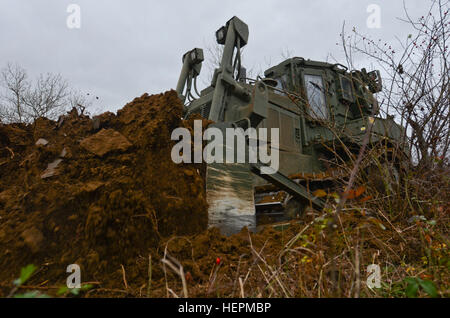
206;162;256;235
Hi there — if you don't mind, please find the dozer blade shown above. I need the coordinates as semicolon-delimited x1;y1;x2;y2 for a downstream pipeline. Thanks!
206;162;256;235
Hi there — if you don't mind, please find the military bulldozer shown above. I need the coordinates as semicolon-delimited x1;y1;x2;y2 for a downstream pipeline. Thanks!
175;16;407;235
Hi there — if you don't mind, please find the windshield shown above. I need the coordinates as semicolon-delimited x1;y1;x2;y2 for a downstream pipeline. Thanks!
304;74;327;119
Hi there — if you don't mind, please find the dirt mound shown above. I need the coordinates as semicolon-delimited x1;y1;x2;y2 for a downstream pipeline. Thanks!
0;90;447;298
0;91;208;294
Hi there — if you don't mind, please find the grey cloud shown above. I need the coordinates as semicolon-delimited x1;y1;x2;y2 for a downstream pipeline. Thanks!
0;0;431;112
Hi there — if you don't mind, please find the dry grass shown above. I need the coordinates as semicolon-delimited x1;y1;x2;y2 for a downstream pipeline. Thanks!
156;155;449;298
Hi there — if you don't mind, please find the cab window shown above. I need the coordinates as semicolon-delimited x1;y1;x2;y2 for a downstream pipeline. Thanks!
273;75;288;96
339;75;354;102
304;74;327;119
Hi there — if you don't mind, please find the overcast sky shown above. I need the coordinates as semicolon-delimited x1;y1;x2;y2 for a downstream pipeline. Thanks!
0;0;433;113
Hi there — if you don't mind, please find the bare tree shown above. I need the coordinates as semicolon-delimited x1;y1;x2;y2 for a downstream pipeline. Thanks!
0;63;28;123
67;89;97;116
23;72;69;121
0;63;93;123
338;0;449;167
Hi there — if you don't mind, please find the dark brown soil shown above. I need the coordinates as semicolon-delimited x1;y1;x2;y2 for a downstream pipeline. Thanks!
0;90;447;298
0;91;209;296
